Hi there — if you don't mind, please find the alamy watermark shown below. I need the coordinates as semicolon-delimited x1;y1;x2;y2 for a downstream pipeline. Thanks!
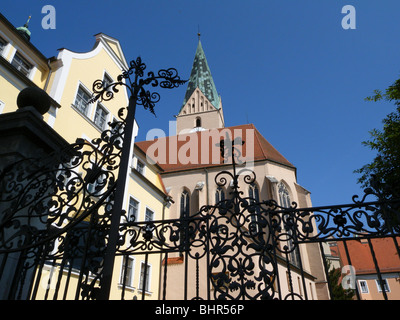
41;5;56;30
38;5;356;31
342;5;356;30
341;265;357;290
145;122;255;172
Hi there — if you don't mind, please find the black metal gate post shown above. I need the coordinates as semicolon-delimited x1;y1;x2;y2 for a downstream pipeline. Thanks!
97;94;138;300
89;58;186;300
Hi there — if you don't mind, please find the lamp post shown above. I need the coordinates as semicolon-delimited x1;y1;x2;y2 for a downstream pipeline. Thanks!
90;57;185;300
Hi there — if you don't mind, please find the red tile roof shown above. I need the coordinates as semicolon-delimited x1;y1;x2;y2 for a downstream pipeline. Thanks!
162;256;184;265
135;124;294;173
337;237;400;274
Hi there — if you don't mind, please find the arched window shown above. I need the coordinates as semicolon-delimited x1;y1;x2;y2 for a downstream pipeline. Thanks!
278;182;291;208
215;188;225;204
249;184;260;203
180;190;190;218
195;117;201;128
278;182;300;266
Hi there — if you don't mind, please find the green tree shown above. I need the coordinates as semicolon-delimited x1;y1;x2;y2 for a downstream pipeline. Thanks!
355;78;400;196
326;262;355;300
355;77;400;228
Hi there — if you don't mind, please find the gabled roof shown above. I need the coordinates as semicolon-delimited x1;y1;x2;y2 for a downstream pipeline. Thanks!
94;33;128;70
337;237;400;275
135;124;294;173
181;40;220;111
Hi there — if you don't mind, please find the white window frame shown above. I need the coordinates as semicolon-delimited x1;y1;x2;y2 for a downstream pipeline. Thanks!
138;261;152;294
136;158;145;175
358;280;369;294
119;255;135;289
11;51;33;77
93;103;109;130
73;84;92;118
145;207;154;222
376;278;390;293
102;72;113;91
128;196;140;222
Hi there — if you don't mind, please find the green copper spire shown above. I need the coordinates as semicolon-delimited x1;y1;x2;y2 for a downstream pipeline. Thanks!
181;39;220;111
16;16;32;41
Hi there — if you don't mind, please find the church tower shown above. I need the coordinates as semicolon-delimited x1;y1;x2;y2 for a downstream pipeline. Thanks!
176;38;225;133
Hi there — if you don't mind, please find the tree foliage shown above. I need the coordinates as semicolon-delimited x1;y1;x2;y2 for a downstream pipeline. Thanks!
329;268;355;300
326;261;355;300
355;78;400;200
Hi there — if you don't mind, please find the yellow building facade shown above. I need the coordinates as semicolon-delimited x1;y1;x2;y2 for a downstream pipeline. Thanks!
0;13;59;115
0;12;169;300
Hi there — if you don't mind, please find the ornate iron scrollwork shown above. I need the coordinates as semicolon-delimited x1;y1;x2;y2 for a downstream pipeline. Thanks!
1;55;399;300
198;136;278;300
0;56;186;300
0;100;125;299
0;115;123;254
90;57;186;115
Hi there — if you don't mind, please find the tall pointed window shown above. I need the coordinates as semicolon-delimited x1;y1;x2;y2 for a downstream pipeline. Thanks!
278;182;300;267
249;184;260;235
215;188;225;204
180;190;190;218
278;182;291;208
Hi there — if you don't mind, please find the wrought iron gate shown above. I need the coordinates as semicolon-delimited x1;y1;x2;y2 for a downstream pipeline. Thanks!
1;58;400;300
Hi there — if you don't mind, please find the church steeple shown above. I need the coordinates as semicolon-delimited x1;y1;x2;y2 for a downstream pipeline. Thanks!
181;39;220;111
176;38;224;133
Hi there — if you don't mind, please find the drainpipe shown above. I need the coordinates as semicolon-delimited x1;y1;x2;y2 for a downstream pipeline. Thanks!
204;168;209;206
44;58;52;92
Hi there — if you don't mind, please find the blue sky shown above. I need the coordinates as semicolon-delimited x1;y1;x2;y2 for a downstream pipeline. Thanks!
2;1;400;208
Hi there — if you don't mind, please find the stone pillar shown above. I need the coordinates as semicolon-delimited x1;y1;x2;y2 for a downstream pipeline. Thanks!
0;87;68;170
0;87;69;300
